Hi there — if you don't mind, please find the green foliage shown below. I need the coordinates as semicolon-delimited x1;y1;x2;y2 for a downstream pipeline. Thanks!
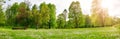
113;17;120;29
5;2;19;26
57;13;65;28
39;2;50;28
114;24;120;29
31;4;41;29
66;19;75;28
48;3;57;28
104;17;113;26
0;1;118;29
10;3;19;15
57;9;68;28
69;1;85;28
15;2;30;27
85;15;91;27
0;5;5;25
91;0;113;27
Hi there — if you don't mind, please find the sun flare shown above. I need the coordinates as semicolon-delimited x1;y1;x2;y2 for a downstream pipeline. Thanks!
101;0;110;8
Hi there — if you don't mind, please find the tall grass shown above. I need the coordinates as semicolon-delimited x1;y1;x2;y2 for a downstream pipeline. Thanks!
0;27;120;39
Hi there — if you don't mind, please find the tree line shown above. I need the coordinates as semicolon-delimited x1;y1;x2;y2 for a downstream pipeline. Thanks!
0;0;120;29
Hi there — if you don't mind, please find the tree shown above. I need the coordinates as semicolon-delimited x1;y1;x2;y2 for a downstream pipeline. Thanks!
39;2;50;28
32;4;41;29
62;9;67;28
6;2;19;26
69;1;85;28
15;2;30;28
67;19;74;28
91;0;111;27
48;3;57;28
85;15;91;27
57;9;68;28
57;13;65;28
0;5;5;25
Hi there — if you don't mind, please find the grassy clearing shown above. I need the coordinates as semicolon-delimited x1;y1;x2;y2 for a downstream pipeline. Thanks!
0;27;120;39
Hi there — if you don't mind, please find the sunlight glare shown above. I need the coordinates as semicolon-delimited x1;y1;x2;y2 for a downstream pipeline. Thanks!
101;0;110;8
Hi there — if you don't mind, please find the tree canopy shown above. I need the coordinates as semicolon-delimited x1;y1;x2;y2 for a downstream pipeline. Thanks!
0;0;118;29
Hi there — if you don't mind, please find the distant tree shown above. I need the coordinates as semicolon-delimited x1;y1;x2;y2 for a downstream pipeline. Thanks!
0;0;4;21
57;9;68;28
113;17;120;25
39;2;50;28
31;4;37;27
0;5;5;25
85;15;91;27
69;1;85;28
15;2;30;28
91;0;111;27
10;3;19;15
91;0;101;27
62;9;67;28
48;3;57;28
113;17;120;29
102;9;113;26
67;19;74;28
6;2;19;26
32;4;41;29
57;13;65;28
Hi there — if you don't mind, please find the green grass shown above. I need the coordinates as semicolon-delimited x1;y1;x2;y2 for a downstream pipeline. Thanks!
0;27;120;39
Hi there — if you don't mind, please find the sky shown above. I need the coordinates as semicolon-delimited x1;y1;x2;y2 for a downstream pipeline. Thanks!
3;0;120;17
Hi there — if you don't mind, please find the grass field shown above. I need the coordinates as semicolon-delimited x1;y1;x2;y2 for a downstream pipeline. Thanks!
0;27;120;39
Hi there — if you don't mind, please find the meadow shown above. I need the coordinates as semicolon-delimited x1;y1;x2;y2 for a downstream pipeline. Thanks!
0;27;120;39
